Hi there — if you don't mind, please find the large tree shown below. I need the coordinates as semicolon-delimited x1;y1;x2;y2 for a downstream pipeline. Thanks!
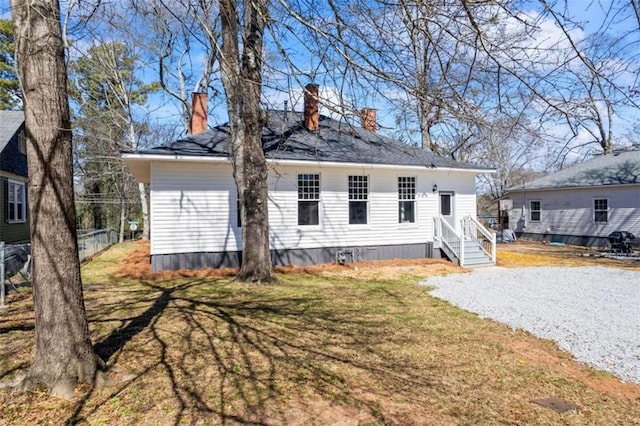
11;0;103;397
219;0;274;282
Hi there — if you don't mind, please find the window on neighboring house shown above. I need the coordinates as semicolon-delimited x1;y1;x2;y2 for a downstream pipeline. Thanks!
298;173;320;225
348;175;368;224
398;177;415;223
594;198;608;223
18;131;27;155
7;180;27;222
529;200;541;222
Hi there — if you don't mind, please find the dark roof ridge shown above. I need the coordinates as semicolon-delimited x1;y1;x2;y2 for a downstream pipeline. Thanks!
136;110;492;171
506;149;640;191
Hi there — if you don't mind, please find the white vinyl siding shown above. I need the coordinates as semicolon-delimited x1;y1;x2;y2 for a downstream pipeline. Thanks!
149;161;479;255
267;167;462;248
150;161;241;255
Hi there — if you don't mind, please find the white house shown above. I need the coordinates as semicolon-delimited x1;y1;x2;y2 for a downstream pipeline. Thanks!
123;87;495;271
502;149;640;247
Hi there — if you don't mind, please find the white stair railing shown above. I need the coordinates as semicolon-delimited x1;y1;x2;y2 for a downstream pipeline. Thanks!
462;216;496;264
433;216;464;266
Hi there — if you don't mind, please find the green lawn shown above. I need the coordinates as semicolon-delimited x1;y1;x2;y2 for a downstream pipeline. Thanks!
0;242;638;425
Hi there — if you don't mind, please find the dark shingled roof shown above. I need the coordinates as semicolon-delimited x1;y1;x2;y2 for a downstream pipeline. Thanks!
137;110;491;171
507;149;640;191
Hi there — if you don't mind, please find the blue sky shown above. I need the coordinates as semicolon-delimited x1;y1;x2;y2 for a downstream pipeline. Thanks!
2;1;638;160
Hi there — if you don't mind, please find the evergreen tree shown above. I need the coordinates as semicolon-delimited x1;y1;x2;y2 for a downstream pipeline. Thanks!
0;18;21;110
70;41;157;240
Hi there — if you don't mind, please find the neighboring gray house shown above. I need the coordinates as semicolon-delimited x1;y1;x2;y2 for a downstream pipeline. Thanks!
0;110;30;244
123;89;496;271
502;149;640;247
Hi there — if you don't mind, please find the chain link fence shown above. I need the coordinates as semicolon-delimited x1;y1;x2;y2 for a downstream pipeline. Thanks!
1;228;118;305
77;228;118;262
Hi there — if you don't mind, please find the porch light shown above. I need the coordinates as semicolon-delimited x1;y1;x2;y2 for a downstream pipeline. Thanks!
432;184;438;193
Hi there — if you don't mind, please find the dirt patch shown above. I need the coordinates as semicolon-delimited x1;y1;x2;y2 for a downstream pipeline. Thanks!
268;397;377;425
117;240;639;283
497;240;640;270
509;339;640;401
115;241;465;281
276;258;465;280
113;241;238;280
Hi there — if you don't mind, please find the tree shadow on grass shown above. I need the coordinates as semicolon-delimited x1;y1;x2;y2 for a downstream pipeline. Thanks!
93;285;173;363
68;277;439;425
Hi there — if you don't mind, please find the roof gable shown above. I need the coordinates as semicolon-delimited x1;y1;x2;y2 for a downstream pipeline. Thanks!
509;150;640;191
138;111;491;171
0;110;25;153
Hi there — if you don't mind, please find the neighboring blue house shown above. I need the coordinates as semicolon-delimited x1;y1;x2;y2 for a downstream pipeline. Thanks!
0;110;30;244
502;149;640;247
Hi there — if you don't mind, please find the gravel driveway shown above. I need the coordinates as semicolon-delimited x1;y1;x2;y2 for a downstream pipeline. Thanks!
421;266;640;384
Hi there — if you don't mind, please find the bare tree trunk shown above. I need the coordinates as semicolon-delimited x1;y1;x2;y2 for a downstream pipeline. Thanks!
139;182;149;240
419;103;433;151
220;0;274;282
11;0;103;398
127;120;150;240
91;181;103;229
119;199;126;243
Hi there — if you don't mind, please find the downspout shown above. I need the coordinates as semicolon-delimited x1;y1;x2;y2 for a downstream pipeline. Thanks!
523;185;527;229
459;218;465;266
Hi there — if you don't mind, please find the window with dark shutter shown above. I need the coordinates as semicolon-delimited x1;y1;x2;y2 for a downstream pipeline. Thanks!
3;178;8;223
236;191;242;228
6;179;27;223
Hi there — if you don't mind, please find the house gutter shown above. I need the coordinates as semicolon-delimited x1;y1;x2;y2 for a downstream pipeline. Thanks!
121;152;495;174
503;182;639;194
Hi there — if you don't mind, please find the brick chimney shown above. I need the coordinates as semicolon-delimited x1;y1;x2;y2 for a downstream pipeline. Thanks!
303;83;319;132
361;108;376;132
190;92;207;135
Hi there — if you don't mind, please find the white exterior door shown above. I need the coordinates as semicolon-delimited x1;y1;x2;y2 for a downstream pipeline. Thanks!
440;191;456;229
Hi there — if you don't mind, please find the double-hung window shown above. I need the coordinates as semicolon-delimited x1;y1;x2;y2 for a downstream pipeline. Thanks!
7;180;27;222
529;200;541;222
398;177;415;223
594;198;608;223
298;173;320;225
348;175;368;224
